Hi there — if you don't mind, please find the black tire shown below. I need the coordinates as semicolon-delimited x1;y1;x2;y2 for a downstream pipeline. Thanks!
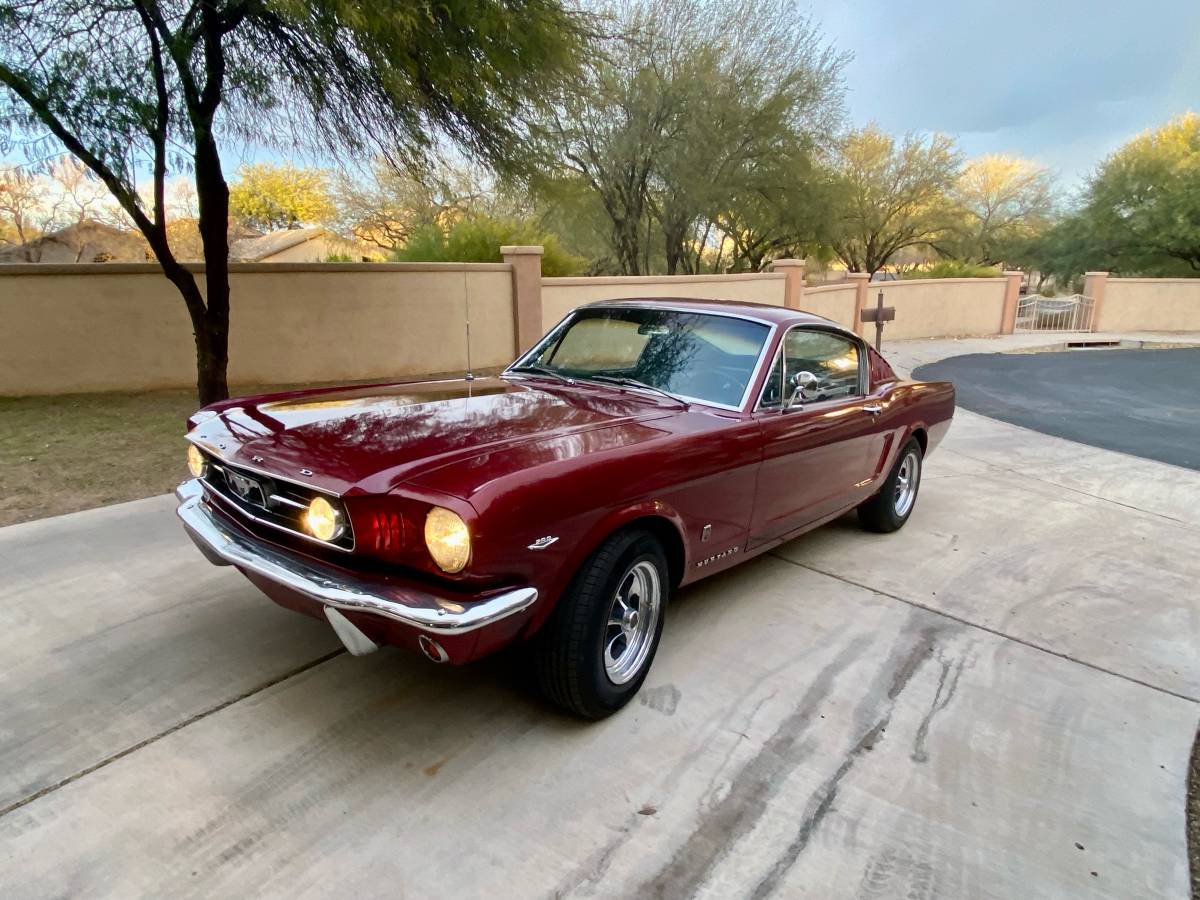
535;528;669;719
857;437;923;533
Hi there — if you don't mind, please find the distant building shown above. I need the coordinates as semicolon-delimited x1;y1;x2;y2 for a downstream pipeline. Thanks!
0;220;151;264
229;227;384;263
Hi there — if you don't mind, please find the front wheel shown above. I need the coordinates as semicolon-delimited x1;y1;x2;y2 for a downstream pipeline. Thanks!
858;438;923;533
535;529;668;719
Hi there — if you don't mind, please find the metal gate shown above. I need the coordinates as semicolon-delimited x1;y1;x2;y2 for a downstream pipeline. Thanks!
1014;294;1094;332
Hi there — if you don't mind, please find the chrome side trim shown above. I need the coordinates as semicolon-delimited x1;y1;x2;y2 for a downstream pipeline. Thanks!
176;480;538;635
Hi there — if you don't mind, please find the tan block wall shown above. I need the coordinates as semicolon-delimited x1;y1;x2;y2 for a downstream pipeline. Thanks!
540;273;786;331
797;283;858;329
869;278;1008;340
1096;278;1200;332
4;262;1194;397
0;263;514;395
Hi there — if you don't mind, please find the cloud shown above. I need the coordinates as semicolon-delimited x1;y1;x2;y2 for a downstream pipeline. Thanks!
815;0;1200;183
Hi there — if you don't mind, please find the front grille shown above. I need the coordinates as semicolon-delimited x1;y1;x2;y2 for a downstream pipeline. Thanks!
198;453;354;552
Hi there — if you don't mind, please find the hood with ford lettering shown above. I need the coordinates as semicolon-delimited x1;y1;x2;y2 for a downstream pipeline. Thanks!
187;376;678;496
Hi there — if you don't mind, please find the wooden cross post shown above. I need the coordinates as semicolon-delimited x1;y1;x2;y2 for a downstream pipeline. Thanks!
859;289;895;351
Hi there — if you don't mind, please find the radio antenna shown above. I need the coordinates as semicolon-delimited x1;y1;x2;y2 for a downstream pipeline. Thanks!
463;270;474;384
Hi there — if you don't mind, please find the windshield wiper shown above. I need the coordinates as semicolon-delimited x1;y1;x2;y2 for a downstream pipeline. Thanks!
507;364;574;384
585;374;689;407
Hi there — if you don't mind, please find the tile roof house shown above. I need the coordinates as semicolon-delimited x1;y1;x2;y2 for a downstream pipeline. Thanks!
0;220;151;263
229;227;384;263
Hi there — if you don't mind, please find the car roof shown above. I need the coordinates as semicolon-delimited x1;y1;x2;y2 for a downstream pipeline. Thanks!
580;296;845;330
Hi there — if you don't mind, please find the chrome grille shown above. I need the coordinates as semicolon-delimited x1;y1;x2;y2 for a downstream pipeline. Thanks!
198;453;354;552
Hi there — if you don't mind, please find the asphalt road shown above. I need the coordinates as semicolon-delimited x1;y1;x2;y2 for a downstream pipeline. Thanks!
914;347;1200;471
2;407;1198;897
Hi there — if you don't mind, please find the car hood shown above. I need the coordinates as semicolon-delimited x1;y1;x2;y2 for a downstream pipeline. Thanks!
189;376;676;495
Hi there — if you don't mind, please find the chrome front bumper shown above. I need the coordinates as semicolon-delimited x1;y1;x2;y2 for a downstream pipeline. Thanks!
175;480;537;654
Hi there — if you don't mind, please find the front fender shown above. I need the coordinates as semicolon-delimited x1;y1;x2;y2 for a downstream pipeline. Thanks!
520;498;689;637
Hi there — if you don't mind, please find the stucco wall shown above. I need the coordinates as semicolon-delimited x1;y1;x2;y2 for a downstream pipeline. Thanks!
870;278;1008;340
3;262;1195;397
540;273;786;331
797;283;857;329
1097;278;1200;332
0;263;513;395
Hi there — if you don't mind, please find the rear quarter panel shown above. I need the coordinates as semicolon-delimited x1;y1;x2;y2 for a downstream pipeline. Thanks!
868;378;956;480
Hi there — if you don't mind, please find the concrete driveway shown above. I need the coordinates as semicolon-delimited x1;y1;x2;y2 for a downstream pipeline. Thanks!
2;338;1197;898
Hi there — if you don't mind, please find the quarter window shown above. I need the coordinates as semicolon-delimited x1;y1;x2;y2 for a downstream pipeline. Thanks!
760;329;862;409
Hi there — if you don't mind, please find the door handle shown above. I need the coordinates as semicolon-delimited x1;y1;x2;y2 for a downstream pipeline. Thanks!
863;404;883;415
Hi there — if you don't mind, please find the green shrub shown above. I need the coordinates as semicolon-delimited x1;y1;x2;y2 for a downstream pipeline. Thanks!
394;216;584;276
902;260;1002;279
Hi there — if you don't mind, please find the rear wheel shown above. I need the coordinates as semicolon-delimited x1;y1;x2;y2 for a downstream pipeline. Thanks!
535;529;668;719
858;438;923;533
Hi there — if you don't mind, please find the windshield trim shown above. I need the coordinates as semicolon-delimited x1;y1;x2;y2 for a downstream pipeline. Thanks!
505;305;779;412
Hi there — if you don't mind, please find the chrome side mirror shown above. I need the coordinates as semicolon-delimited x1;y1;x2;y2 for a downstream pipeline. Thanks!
785;371;819;409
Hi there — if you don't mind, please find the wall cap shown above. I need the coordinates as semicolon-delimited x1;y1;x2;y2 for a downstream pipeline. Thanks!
804;282;859;294
845;272;870;281
875;277;1006;287
769;259;806;269
543;272;784;286
0;261;513;275
500;245;545;256
1107;277;1200;284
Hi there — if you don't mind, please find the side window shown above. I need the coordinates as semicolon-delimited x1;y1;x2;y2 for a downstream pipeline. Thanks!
760;329;861;409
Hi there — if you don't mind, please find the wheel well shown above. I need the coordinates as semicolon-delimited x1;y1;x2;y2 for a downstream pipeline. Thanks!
911;427;928;455
621;516;686;588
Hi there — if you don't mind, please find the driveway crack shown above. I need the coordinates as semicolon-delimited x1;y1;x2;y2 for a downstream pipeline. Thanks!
0;649;345;821
773;553;1200;705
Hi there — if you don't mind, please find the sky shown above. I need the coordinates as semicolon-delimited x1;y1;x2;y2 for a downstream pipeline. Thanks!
816;0;1200;192
4;0;1197;203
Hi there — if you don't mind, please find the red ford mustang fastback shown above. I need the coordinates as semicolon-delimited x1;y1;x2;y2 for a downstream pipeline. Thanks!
178;298;954;717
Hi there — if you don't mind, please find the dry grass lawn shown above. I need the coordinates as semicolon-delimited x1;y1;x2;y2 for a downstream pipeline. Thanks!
0;390;202;527
0;371;482;528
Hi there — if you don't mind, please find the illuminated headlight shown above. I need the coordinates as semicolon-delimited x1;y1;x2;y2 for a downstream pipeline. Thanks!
304;496;344;542
425;507;470;573
187;445;207;478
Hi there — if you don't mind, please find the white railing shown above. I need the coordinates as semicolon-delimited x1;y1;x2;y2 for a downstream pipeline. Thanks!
1014;294;1094;332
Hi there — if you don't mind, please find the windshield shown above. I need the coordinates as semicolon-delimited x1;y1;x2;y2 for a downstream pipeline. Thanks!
514;308;771;408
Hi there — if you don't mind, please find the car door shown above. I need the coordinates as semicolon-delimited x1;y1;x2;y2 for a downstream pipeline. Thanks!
748;327;882;547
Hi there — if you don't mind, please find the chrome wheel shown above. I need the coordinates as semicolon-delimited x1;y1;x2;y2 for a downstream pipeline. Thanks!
893;449;920;518
603;560;662;685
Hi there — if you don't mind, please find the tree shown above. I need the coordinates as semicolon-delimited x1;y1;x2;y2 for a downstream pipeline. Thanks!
828;126;961;276
1011;114;1200;282
229;162;335;231
1081;112;1200;274
0;166;50;246
708;147;837;273
394;214;583;275
0;1;590;404
946;155;1056;265
541;0;846;275
332;158;493;253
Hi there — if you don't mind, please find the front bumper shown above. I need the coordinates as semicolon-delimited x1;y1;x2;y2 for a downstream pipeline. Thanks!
175;479;538;658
